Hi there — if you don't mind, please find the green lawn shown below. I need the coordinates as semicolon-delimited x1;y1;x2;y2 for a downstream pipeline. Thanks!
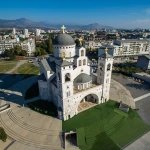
13;63;39;79
63;100;150;150
0;60;18;74
27;100;58;117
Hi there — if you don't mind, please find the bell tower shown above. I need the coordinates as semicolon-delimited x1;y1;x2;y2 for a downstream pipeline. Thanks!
97;48;113;102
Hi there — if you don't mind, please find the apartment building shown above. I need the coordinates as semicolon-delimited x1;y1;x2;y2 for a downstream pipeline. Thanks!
0;38;35;56
85;41;102;49
98;39;150;59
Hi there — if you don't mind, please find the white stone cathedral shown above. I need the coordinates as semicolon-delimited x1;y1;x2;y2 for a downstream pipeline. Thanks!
38;26;113;121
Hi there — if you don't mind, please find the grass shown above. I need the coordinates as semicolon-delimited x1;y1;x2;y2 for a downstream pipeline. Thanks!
25;82;39;100
13;63;39;79
27;99;58;117
0;60;18;74
62;100;150;150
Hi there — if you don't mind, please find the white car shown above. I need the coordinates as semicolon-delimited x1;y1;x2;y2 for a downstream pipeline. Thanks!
28;59;33;63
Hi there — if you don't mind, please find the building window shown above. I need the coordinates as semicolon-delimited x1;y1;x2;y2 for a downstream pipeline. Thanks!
66;91;70;97
100;63;103;71
79;60;82;66
107;64;111;71
81;50;84;56
65;73;71;82
83;59;86;65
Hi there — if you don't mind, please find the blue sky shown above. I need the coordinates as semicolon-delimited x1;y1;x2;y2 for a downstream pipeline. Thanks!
1;0;150;28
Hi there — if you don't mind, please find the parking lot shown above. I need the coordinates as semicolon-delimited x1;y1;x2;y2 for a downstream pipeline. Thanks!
112;74;150;98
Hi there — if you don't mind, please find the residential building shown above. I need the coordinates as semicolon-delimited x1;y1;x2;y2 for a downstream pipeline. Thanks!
98;39;150;59
24;29;29;37
35;29;41;36
85;41;102;49
12;28;16;35
0;38;35;56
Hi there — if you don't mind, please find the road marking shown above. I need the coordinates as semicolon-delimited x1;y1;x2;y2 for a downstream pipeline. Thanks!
134;93;150;102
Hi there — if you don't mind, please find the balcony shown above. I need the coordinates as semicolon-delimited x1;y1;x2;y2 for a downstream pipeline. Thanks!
73;83;100;94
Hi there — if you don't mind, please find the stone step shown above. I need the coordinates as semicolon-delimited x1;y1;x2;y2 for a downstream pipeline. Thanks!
7;109;61;135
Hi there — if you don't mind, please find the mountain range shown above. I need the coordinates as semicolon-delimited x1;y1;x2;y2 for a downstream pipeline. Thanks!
0;18;114;30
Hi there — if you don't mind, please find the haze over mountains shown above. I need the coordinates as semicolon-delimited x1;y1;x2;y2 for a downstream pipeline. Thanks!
0;18;114;30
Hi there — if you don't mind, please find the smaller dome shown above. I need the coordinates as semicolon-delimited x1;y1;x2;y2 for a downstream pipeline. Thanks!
53;33;75;45
74;73;92;83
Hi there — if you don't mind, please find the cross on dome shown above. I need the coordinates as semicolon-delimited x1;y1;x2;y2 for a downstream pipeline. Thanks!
105;47;108;54
61;25;66;34
79;37;83;46
61;52;66;60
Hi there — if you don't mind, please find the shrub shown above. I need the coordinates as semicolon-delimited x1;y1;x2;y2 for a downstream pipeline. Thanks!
0;127;7;142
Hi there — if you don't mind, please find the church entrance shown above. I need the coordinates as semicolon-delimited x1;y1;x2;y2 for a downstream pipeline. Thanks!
78;94;98;113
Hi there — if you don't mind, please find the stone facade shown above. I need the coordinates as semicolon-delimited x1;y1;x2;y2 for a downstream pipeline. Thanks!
38;26;113;120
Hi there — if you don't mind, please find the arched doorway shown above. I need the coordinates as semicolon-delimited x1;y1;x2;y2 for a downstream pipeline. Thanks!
78;94;98;113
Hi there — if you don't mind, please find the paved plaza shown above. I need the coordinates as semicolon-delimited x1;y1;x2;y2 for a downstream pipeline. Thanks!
112;74;150;98
78;101;97;113
0;76;64;150
110;79;135;109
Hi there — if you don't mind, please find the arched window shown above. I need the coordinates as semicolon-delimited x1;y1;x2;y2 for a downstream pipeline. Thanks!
83;59;86;65
107;64;111;71
100;63;103;71
79;60;82;66
81;50;84;56
65;73;71;82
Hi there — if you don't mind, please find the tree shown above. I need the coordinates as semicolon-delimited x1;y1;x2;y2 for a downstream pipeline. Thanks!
0;127;7;142
48;34;53;54
5;50;16;60
19;50;27;56
35;48;41;56
35;47;47;56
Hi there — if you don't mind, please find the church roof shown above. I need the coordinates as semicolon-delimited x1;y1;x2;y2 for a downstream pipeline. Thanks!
74;73;92;83
53;33;75;45
56;59;72;67
41;59;56;73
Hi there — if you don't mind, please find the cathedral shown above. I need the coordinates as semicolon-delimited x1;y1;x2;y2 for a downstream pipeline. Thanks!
38;26;113;120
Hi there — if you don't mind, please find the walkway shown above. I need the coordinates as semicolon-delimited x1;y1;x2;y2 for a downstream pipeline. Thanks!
78;101;97;113
0;76;63;150
110;79;135;109
0;60;27;81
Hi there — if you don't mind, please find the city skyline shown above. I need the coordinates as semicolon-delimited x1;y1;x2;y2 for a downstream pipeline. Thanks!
1;0;150;29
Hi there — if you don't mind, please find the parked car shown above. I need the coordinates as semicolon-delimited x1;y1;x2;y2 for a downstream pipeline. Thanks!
28;59;33;63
